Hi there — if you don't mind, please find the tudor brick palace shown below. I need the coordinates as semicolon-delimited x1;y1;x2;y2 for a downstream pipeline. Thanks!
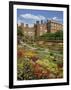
17;20;63;38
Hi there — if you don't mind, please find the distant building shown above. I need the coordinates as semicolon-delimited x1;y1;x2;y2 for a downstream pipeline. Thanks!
47;20;63;33
35;21;47;37
17;23;35;38
17;20;63;38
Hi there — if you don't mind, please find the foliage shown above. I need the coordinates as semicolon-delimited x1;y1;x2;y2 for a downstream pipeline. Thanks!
17;36;63;80
38;30;63;40
17;28;24;37
17;28;24;44
17;58;35;80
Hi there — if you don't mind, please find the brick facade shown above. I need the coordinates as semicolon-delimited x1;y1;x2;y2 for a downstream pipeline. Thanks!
47;20;63;33
17;20;63;38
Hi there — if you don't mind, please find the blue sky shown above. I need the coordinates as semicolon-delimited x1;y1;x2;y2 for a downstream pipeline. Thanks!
17;9;63;27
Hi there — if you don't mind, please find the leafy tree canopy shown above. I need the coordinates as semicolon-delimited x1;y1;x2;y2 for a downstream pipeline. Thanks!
38;30;63;40
17;28;24;37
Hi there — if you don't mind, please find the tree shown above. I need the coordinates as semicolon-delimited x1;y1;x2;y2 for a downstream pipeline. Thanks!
54;30;63;40
17;28;24;44
38;30;63;41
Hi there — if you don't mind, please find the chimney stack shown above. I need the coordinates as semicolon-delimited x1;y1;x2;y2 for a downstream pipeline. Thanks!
41;20;43;24
26;24;28;27
36;21;39;24
21;23;24;26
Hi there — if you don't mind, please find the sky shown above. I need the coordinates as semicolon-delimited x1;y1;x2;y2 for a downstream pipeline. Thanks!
17;9;63;27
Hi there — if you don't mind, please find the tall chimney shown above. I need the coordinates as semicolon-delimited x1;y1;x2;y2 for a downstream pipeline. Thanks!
36;21;39;24
26;24;28;27
41;20;43;24
21;23;24;26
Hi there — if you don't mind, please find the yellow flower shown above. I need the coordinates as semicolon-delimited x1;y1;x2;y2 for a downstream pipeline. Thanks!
25;51;36;57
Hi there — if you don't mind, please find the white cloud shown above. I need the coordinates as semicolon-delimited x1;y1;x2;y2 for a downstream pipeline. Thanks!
52;16;62;21
52;16;57;20
20;13;46;21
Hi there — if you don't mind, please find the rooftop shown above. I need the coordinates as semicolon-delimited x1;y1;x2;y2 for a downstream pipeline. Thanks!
47;20;63;25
